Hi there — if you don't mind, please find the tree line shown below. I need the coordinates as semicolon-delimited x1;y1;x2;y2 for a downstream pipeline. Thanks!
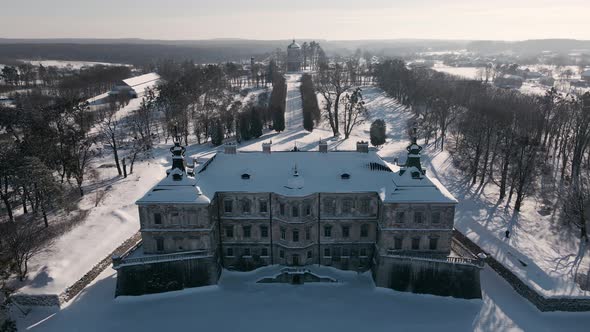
375;59;590;241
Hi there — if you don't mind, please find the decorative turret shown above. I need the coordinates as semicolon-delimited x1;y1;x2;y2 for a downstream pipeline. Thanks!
400;128;426;179
167;128;186;180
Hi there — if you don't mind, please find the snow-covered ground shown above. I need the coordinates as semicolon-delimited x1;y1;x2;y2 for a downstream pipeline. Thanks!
14;265;590;332
11;73;590;330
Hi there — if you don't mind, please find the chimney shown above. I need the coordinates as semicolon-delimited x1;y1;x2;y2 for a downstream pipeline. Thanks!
319;140;328;153
356;141;369;153
224;142;237;154
262;141;272;154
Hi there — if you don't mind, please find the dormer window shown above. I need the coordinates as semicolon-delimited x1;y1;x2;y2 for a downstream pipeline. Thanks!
241;173;251;180
341;173;350;180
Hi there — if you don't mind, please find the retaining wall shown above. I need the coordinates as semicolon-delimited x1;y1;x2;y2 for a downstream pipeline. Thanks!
373;255;482;299
453;229;590;312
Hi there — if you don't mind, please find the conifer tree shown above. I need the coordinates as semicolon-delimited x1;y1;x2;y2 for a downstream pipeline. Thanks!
211;120;224;146
370;119;387;147
250;107;263;138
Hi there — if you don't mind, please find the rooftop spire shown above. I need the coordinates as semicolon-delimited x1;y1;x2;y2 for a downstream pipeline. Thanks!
400;127;425;178
169;125;186;179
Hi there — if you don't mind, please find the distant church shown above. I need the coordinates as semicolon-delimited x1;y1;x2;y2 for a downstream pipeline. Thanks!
287;39;303;72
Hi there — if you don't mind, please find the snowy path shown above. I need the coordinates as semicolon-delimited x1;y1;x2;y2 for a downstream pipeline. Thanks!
284;73;303;131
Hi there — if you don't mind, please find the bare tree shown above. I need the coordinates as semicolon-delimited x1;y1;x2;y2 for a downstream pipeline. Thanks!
316;63;351;136
4;219;52;281
342;87;368;139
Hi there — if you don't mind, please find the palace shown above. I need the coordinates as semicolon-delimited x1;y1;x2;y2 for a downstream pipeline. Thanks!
113;138;484;298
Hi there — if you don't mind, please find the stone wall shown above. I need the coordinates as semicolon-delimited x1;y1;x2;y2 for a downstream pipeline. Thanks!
115;256;220;296
373;255;482;299
453;230;590;312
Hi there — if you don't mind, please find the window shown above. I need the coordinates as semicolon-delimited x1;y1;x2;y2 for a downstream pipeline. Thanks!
226;247;234;256
342;248;350;257
360;224;369;238
156;238;164;251
154;213;162;225
324;225;332;237
292;205;299;217
412;237;421;250
243;248;251;256
279;250;285;259
414;211;423;224
305;228;311;240
342;225;350;238
281;227;286;240
305;205;311;216
241;173;250;180
260;201;268;213
394;237;403;250
170;212;179;225
342;199;353;214
360;248;367;257
396;211;405;223
324;248;331;257
432;211;441;224
280;203;286;216
333;247;341;258
293;229;299;242
242;200;251;214
360;199;371;214
225;226;234;238
174;238;183;250
429;237;439;250
224;200;233;213
243;225;251;238
307;251;312;259
188;212;198;225
261;247;268;256
341;173;350;180
325;199;335;214
260;225;269;238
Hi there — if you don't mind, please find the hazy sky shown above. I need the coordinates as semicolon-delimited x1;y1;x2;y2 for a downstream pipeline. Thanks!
1;0;589;40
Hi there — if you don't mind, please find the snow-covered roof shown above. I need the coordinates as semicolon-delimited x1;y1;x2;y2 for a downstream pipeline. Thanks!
122;72;160;88
137;170;210;205
191;149;456;204
288;40;301;49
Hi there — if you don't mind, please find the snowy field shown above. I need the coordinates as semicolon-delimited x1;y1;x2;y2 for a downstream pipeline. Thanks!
432;63;589;96
11;73;590;330
21;60;129;69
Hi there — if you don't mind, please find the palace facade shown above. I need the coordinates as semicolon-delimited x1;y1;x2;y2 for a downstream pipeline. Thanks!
113;139;484;298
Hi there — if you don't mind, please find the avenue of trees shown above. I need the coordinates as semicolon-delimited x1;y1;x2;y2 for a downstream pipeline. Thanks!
154;60;285;147
375;59;590;240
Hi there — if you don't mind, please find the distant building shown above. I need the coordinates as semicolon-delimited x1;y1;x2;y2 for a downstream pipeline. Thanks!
112;135;484;299
494;74;524;89
0;96;15;107
581;70;590;82
287;40;303;72
109;73;160;98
